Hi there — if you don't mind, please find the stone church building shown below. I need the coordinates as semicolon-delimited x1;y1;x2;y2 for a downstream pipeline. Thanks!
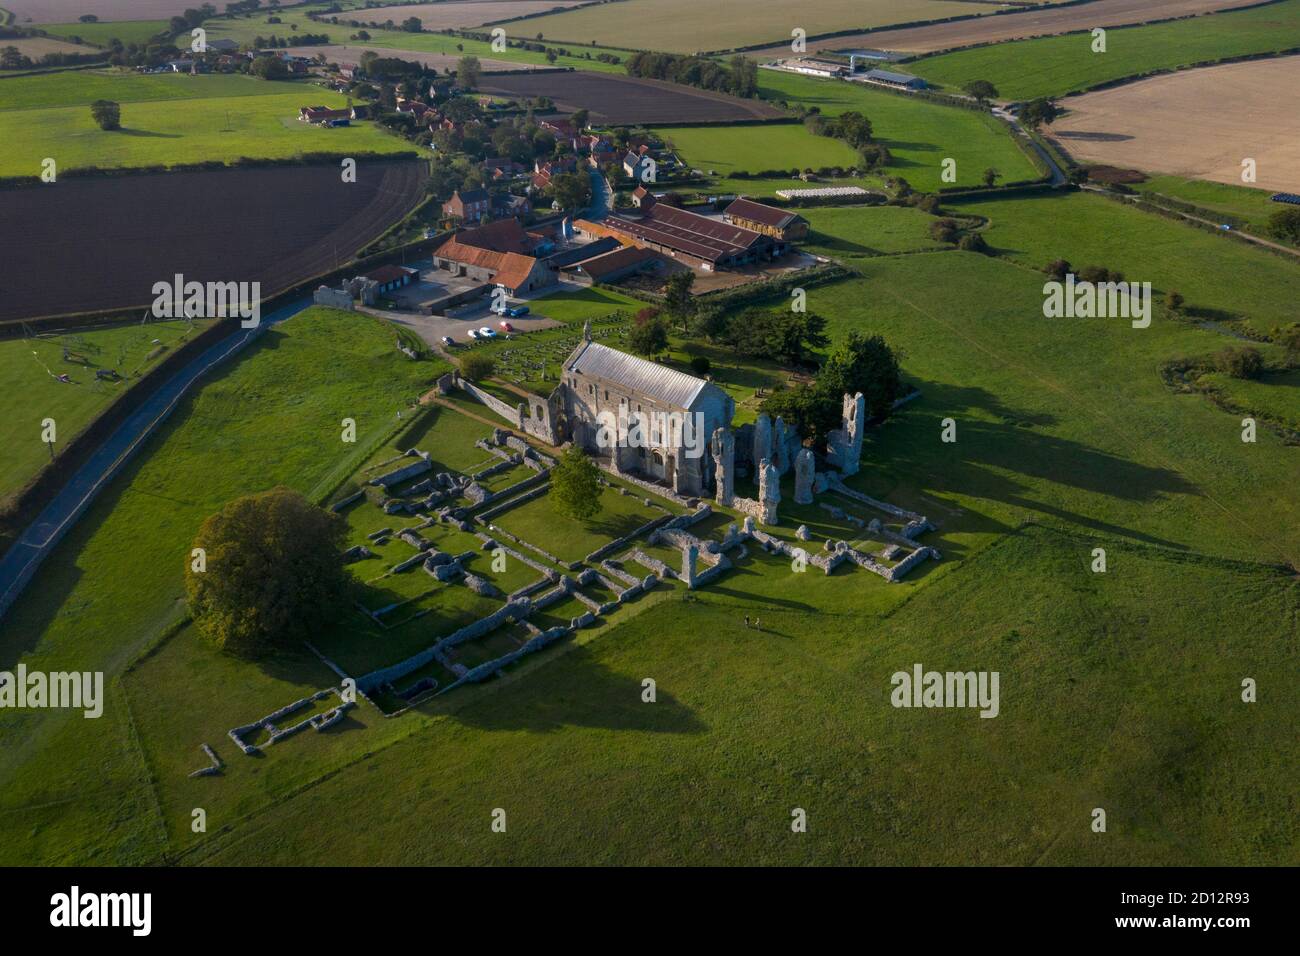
553;324;734;496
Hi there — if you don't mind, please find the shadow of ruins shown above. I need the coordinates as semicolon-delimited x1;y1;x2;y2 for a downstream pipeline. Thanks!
442;642;707;736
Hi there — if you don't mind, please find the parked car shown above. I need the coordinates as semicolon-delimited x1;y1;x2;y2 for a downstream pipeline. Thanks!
467;329;480;340
441;336;455;347
506;305;530;318
478;326;496;338
498;321;514;333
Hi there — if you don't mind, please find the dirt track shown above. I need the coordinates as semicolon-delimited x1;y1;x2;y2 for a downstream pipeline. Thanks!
1050;56;1300;192
0;160;426;323
750;0;1268;56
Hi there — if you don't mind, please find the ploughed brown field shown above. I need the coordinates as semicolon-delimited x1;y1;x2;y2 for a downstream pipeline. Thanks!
283;44;536;73
0;160;426;323
2;0;204;23
1049;56;1300;193
750;0;1266;56
477;71;786;124
354;1;593;31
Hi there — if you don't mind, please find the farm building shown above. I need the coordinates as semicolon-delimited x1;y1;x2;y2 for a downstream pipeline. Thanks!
861;69;927;90
431;237;555;296
601;194;785;271
443;188;490;223
789;57;848;78
365;265;418;294
561;244;661;285
723;198;809;241
299;105;357;124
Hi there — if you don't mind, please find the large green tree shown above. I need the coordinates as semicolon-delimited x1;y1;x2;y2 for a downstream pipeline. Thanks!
185;487;351;658
90;99;121;130
550;446;602;521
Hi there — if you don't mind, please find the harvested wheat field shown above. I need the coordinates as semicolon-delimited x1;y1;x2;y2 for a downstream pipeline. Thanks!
1;0;200;22
1050;56;1300;193
751;0;1266;56
0;36;88;58
355;1;594;31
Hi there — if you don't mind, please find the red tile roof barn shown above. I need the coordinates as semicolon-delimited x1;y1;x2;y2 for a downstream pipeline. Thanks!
723;198;801;231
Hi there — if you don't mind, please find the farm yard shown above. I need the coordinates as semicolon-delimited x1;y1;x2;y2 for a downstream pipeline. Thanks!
906;0;1300;101
1050;56;1300;193
750;0;1270;57
0;160;426;322
511;0;1019;55
478;70;786;124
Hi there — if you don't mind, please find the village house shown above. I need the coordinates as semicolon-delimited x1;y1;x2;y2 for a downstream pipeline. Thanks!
364;264;418;294
442;188;491;224
722;198;810;242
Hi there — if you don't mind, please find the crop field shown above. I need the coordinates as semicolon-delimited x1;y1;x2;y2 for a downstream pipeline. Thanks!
0;88;411;179
750;0;1269;57
1050;56;1300;194
0;319;208;506
953;190;1300;335
511;0;1008;55
0;160;425;321
1;0;196;23
907;0;1300;101
0;36;89;58
660;123;862;176
354;1;594;30
478;71;786;124
757;70;1041;191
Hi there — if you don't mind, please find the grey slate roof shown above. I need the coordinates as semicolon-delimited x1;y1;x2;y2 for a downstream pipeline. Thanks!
564;341;708;410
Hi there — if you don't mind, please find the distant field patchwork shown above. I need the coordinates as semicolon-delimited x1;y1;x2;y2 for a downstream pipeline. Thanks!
355;1;594;30
2;0;199;22
907;0;1300;101
513;0;1003;54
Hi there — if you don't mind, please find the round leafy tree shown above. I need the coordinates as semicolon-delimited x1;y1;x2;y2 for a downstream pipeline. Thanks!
185;487;351;658
90;99;121;131
550;446;602;522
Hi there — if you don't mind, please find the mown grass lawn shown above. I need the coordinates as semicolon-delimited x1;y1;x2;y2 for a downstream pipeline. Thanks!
489;481;670;565
660;123;862;176
0;88;410;176
908;0;1300;100
0;308;447;865
0;319;208;506
800;204;951;261
757;70;1040;191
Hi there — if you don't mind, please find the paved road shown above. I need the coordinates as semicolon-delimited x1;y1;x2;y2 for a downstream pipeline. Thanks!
0;297;312;624
586;169;612;220
993;107;1068;187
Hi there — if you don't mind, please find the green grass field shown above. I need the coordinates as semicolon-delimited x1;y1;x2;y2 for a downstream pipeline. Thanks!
0;308;448;864
800;204;952;260
38;20;171;48
1134;175;1293;235
757;70;1041;191
0;320;208;506
0;81;410;175
0;70;302;112
661;123;861;177
907;0;1300;101
953;190;1300;335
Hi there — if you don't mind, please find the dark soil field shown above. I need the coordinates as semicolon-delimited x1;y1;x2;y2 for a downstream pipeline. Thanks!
0;160;426;323
477;70;786;124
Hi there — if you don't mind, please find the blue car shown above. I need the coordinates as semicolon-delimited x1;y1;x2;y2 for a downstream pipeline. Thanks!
506;305;530;318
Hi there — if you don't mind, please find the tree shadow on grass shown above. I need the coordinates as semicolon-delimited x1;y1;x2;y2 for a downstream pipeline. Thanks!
117;128;182;139
443;642;708;736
